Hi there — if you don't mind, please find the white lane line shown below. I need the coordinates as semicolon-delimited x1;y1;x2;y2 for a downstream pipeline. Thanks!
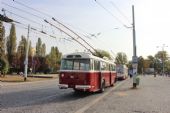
74;80;127;113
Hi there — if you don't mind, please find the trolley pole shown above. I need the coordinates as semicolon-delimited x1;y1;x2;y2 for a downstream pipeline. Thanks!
132;5;138;88
24;24;30;81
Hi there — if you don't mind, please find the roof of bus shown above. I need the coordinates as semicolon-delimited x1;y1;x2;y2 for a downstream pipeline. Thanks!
62;52;115;65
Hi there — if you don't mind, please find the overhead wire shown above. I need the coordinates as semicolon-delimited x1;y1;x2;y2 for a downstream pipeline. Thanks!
12;0;52;18
2;8;44;26
44;19;94;54
9;0;92;39
110;1;131;24
1;2;44;20
12;20;61;40
95;0;130;28
11;0;97;53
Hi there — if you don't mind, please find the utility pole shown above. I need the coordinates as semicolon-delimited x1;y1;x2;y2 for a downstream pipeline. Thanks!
24;24;30;81
132;5;138;88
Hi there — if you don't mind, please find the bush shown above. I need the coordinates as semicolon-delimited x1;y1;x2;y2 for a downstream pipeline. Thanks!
0;57;9;77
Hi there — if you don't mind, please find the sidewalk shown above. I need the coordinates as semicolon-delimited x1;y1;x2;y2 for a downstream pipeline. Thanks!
85;75;170;113
0;74;58;86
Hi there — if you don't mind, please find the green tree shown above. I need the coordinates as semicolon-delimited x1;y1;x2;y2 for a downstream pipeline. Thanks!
138;56;144;74
94;49;112;60
147;55;155;68
46;46;62;73
0;21;5;57
41;43;46;57
28;41;32;57
0;57;9;77
155;51;168;61
6;23;17;67
36;38;42;57
17;35;27;57
115;52;128;65
155;51;169;73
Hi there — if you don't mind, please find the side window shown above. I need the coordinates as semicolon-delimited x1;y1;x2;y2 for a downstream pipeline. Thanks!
94;60;100;71
101;62;106;71
61;59;73;70
112;65;115;71
90;59;93;70
106;63;109;71
73;61;80;70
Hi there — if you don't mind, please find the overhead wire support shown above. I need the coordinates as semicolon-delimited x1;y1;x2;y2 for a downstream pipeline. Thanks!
44;19;93;54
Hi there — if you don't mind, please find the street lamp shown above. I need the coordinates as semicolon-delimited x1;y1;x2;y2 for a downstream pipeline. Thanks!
157;44;168;76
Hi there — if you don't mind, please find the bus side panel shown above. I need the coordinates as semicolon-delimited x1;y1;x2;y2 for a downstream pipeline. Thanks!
90;72;100;91
111;72;117;84
103;72;111;87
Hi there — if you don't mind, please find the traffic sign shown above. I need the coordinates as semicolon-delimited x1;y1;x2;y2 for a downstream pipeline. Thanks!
132;56;138;63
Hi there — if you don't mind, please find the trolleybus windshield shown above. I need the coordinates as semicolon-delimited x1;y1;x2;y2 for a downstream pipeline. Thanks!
61;59;90;70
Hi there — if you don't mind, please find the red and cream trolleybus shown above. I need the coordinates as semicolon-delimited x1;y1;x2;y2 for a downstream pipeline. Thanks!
58;52;117;93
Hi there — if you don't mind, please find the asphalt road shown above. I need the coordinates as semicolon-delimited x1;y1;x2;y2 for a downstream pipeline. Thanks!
0;75;170;113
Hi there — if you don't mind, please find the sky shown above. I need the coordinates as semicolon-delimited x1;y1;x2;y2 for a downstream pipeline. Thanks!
0;0;170;60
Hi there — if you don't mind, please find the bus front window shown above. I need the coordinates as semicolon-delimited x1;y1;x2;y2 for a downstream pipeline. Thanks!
61;59;73;70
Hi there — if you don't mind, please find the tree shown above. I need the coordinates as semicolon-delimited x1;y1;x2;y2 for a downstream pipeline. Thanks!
6;23;17;67
138;56;144;74
115;52;128;65
0;57;9;77
16;35;28;72
94;49;112;60
36;38;42;57
28;41;32;57
155;51;169;73
0;21;5;57
46;46;62;73
41;43;46;57
147;55;155;68
17;35;27;57
155;51;168;61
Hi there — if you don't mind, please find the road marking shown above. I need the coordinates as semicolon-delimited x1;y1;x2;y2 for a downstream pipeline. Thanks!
74;80;127;113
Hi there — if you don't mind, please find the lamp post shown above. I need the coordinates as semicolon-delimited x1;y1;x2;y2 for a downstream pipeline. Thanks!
132;5;138;88
157;44;168;76
24;24;30;81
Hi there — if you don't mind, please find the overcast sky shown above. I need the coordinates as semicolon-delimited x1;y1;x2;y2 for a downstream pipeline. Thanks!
1;0;170;60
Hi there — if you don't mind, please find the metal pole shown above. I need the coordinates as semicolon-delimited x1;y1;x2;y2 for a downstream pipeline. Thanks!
24;24;30;81
132;5;138;88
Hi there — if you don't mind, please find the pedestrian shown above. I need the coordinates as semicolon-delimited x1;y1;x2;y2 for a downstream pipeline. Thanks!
19;72;23;76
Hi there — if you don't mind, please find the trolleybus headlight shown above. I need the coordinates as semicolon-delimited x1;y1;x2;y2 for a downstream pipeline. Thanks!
61;74;64;77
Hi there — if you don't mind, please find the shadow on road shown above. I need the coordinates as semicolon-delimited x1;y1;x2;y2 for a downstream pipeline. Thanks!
0;88;97;109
